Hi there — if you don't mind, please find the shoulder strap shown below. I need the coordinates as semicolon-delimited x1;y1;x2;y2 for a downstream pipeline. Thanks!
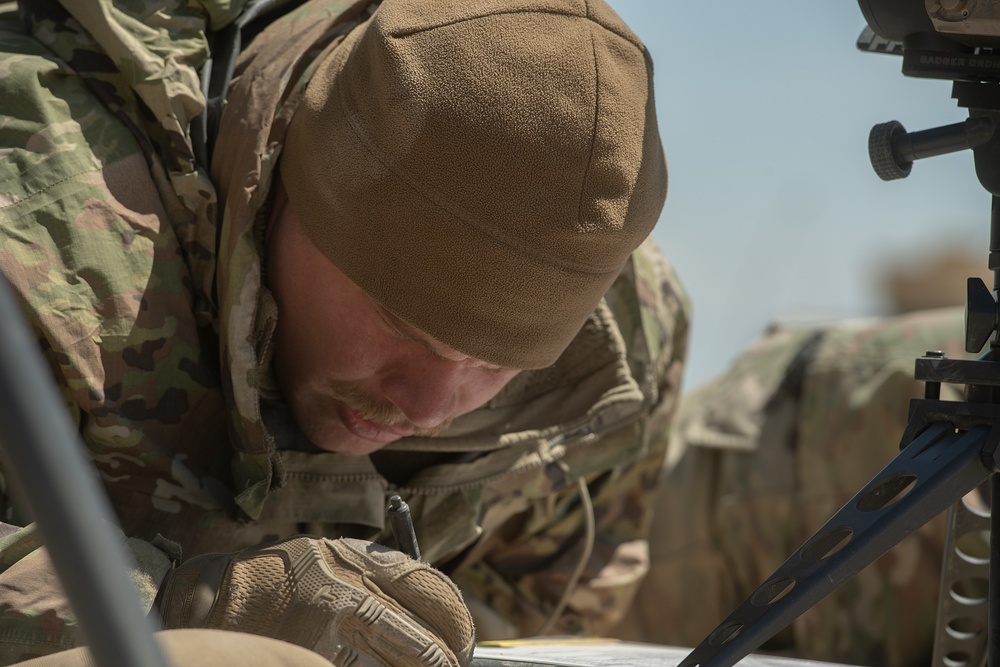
193;0;310;168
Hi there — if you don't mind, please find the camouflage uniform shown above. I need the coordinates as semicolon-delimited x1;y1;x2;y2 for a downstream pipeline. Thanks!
611;307;968;667
0;0;690;663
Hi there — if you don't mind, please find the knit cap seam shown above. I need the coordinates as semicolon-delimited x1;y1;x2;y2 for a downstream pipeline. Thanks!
387;8;643;51
577;28;600;233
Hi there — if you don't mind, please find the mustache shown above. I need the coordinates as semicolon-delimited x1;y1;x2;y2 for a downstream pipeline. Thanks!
327;383;456;437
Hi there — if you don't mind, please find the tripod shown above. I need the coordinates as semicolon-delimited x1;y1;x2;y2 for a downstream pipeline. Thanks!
679;50;1000;667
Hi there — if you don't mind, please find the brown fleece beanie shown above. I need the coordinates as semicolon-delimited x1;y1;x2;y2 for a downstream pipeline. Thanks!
283;0;666;369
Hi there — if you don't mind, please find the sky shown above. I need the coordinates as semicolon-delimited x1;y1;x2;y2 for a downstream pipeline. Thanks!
605;1;990;389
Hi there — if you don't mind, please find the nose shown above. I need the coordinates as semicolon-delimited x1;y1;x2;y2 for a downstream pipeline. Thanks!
378;357;466;429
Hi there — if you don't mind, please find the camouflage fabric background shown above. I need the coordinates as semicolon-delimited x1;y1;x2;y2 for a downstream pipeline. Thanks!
611;307;968;667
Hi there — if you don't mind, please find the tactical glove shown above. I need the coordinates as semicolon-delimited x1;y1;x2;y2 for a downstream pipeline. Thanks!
156;536;475;667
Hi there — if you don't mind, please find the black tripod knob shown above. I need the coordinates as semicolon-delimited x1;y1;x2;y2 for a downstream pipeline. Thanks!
868;117;994;181
869;121;912;180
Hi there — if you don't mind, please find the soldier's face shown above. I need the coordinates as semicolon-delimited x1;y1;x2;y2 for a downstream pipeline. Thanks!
265;183;520;456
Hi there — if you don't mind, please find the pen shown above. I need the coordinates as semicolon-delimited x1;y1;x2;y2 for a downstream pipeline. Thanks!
387;494;421;561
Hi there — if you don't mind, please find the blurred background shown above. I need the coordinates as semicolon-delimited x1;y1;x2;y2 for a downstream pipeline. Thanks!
607;1;991;390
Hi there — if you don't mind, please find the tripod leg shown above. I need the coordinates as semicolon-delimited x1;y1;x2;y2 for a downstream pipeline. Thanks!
931;492;990;667
990;477;1000;667
678;421;998;667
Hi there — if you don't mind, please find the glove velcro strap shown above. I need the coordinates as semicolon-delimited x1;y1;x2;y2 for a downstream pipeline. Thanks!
158;553;231;629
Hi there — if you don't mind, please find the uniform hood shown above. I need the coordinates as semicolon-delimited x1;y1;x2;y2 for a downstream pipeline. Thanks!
210;0;372;517
211;0;655;519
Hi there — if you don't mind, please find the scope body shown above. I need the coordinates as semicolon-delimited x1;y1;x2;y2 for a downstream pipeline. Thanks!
860;0;1000;49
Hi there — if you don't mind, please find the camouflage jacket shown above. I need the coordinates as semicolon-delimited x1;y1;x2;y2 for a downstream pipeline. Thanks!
609;308;968;667
0;0;690;662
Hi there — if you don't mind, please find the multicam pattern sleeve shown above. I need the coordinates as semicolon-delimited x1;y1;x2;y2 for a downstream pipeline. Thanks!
0;3;227;662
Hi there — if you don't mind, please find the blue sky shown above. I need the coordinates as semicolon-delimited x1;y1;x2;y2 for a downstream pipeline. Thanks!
606;1;989;389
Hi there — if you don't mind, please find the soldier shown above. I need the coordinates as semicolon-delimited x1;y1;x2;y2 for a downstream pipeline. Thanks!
0;0;688;665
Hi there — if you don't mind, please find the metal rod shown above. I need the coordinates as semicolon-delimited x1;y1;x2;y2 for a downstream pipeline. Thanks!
894;118;994;163
991;475;1000;667
0;276;171;667
991;196;1000;293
